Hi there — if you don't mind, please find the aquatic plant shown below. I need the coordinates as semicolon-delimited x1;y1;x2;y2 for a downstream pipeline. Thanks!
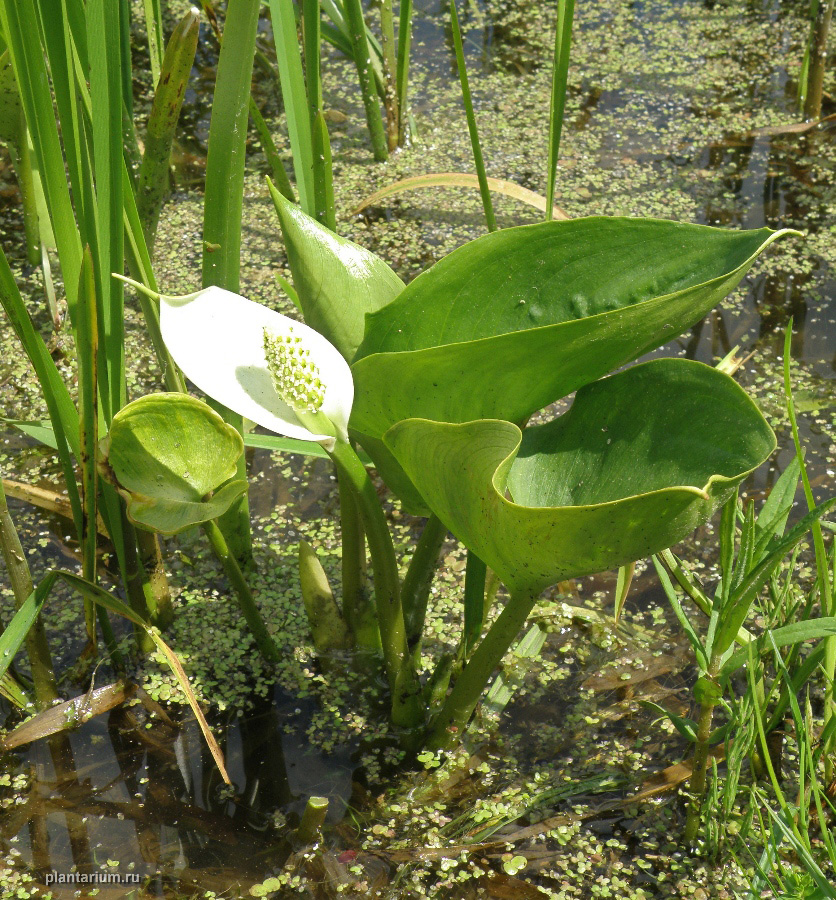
116;189;796;755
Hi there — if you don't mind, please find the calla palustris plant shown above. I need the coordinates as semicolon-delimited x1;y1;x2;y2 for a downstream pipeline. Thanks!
268;192;796;741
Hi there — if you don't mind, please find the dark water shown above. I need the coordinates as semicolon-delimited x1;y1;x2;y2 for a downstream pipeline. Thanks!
2;0;835;896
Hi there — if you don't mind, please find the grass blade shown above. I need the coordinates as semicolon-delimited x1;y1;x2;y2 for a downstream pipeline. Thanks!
342;0;387;161
396;0;413;146
0;0;82;311
0;247;82;534
76;247;99;644
268;0;316;212
312;109;335;230
350;172;570;218
143;0;163;88
450;0;496;232
87;0;125;421
545;0;574;221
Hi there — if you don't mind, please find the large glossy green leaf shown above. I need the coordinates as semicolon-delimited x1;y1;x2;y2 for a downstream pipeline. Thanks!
269;183;405;362
384;360;775;594
99;393;247;535
353;218;794;441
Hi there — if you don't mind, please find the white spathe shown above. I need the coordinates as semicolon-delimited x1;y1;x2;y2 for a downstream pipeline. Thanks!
160;286;353;450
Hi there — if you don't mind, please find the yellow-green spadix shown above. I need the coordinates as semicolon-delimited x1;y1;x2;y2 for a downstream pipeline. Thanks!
115;278;353;450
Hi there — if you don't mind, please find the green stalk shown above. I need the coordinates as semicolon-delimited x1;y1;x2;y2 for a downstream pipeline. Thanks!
683;655;722;846
342;0;388;161
0;478;58;710
137;7;200;249
248;97;296;202
202;519;281;667
329;439;423;729
462;551;487;655
76;248;99;647
312;110;336;230
450;0;496;232
0;0;83;313
783;325;834;773
88;0;126;421
803;0;834;121
426;586;540;750
396;0;413;146
338;472;379;652
545;0;574;221
380;0;399;152
118;0;132;120
296;795;328;843
268;0;316;212
202;0;260;570
302;0;322;117
8;114;41;266
401;514;447;655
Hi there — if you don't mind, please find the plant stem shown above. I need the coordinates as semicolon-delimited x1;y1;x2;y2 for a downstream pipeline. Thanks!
803;0;834;121
684;664;720;845
0;478;58;710
201;0;260;570
297;795;329;843
401;514;447;655
380;0;399;152
784;324;835;776
342;0;388;161
329;439;424;729
545;0;574;221
337;470;379;652
202;519;281;666
426;586;540;750
396;0;413;146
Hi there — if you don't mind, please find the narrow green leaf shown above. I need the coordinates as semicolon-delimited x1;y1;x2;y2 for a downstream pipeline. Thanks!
0;573;56;684
545;0;574;221
450;0;495;232
341;0;387;160
312;109;335;230
720;618;836;680
268;0;315;211
0;0;82;311
0;247;82;534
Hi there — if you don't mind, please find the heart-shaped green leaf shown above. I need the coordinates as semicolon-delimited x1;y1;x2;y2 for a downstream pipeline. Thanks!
353;218;794;440
269;181;405;362
100;393;247;535
384;359;775;594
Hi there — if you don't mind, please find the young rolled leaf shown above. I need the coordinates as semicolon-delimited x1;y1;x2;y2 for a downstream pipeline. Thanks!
384;359;776;595
269;182;404;361
99;393;247;535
